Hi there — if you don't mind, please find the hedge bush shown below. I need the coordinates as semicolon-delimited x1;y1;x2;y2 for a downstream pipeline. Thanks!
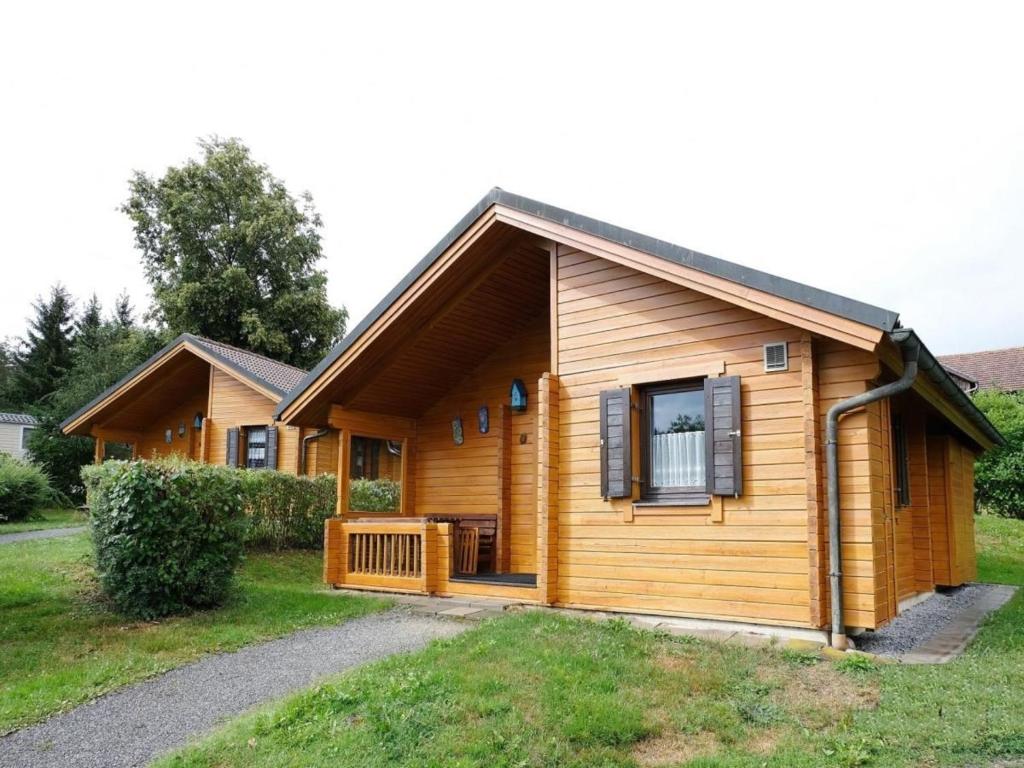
349;478;401;513
0;454;64;523
83;459;246;618
241;471;336;550
974;390;1024;519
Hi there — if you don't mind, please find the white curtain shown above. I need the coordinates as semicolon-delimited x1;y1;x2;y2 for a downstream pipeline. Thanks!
651;431;705;487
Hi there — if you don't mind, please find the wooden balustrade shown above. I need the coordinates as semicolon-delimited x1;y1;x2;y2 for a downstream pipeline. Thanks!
324;519;438;594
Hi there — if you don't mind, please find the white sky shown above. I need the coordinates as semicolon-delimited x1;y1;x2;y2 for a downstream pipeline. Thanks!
1;1;1022;356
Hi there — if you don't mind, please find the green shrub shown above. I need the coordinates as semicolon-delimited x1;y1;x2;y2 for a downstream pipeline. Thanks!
0;454;64;523
349;477;401;513
974;390;1024;519
241;471;336;550
83;458;246;618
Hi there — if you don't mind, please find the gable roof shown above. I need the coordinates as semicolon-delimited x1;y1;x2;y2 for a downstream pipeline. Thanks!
276;188;900;420
61;333;306;433
186;336;307;394
938;346;1024;393
0;412;37;426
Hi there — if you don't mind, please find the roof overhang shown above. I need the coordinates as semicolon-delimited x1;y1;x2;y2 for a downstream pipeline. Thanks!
61;334;284;436
277;189;897;424
884;329;1003;451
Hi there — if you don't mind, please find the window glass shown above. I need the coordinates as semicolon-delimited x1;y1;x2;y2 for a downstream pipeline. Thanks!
349;436;402;514
20;427;35;450
645;385;706;496
246;427;267;469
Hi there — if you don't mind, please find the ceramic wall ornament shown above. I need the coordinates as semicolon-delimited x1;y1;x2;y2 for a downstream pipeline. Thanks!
478;406;489;434
178;421;187;438
193;412;204;429
452;416;464;446
510;378;527;412
164;428;173;444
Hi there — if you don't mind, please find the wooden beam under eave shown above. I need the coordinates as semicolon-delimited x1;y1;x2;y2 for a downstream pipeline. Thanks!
327;406;417;441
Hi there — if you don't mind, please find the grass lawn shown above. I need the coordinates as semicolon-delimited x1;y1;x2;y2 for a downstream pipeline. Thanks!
0;507;88;534
0;532;386;734
975;514;1024;584
160;516;1024;768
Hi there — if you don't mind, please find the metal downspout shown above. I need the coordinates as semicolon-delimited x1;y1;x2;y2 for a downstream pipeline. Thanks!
826;329;920;649
300;428;330;475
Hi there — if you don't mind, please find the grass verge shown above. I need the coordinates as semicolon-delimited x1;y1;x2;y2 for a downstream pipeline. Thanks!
0;533;386;733
159;517;1024;768
0;507;87;534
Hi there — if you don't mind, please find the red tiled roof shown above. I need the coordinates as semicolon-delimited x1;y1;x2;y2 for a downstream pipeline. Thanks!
938;346;1024;393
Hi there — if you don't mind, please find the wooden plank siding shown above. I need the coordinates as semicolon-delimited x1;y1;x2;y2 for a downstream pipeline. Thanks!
207;368;300;472
555;246;826;627
414;316;549;574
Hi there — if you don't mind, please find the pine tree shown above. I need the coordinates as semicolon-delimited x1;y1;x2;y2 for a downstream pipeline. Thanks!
113;290;134;329
10;284;76;409
76;293;103;351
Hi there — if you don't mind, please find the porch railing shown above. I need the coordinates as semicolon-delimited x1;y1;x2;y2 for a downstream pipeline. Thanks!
324;519;438;594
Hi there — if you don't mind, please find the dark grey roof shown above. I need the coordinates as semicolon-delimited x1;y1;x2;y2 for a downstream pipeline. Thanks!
0;412;38;426
61;334;307;432
276;188;901;418
187;336;306;394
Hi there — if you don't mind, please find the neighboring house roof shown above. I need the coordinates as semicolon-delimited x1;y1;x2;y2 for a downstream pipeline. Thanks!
276;188;902;421
0;413;38;426
938;346;1024;393
61;333;307;433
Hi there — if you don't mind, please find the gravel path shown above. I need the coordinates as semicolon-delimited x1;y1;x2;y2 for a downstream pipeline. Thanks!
0;609;466;768
0;526;87;545
854;584;1000;657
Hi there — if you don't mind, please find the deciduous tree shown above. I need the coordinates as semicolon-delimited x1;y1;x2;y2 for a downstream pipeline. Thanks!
122;137;346;368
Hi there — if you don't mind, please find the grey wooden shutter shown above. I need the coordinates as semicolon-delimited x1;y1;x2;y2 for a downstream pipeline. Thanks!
600;388;632;499
704;376;743;496
226;427;240;468
266;426;278;470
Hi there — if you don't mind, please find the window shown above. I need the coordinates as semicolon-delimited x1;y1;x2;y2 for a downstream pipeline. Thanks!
20;426;36;450
892;414;910;506
348;436;403;514
245;426;268;469
640;381;707;502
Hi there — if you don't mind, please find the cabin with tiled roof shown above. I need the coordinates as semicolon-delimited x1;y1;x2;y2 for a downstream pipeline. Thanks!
61;334;335;476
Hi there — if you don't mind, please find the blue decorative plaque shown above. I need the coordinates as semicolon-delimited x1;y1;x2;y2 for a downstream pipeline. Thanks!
510;379;527;412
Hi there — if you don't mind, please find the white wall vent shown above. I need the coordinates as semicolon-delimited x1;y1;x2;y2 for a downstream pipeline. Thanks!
763;342;788;372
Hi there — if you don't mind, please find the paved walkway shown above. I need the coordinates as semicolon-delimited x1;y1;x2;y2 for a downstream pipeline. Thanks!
0;609;467;768
901;585;1017;664
0;526;87;545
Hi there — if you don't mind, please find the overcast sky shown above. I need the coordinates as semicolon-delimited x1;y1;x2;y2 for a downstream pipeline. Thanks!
1;2;1021;356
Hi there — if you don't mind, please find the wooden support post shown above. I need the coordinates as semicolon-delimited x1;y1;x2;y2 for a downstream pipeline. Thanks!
336;430;350;517
495;405;511;572
536;373;559;605
93;437;105;465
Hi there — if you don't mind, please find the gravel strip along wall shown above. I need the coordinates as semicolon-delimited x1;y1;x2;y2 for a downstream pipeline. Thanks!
854;584;999;658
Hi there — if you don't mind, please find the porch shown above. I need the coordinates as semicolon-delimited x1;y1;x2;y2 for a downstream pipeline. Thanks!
323;517;546;602
314;226;559;602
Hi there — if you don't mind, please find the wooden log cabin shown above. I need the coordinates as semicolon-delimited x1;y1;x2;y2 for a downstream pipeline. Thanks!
61;334;339;475
276;189;1001;643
